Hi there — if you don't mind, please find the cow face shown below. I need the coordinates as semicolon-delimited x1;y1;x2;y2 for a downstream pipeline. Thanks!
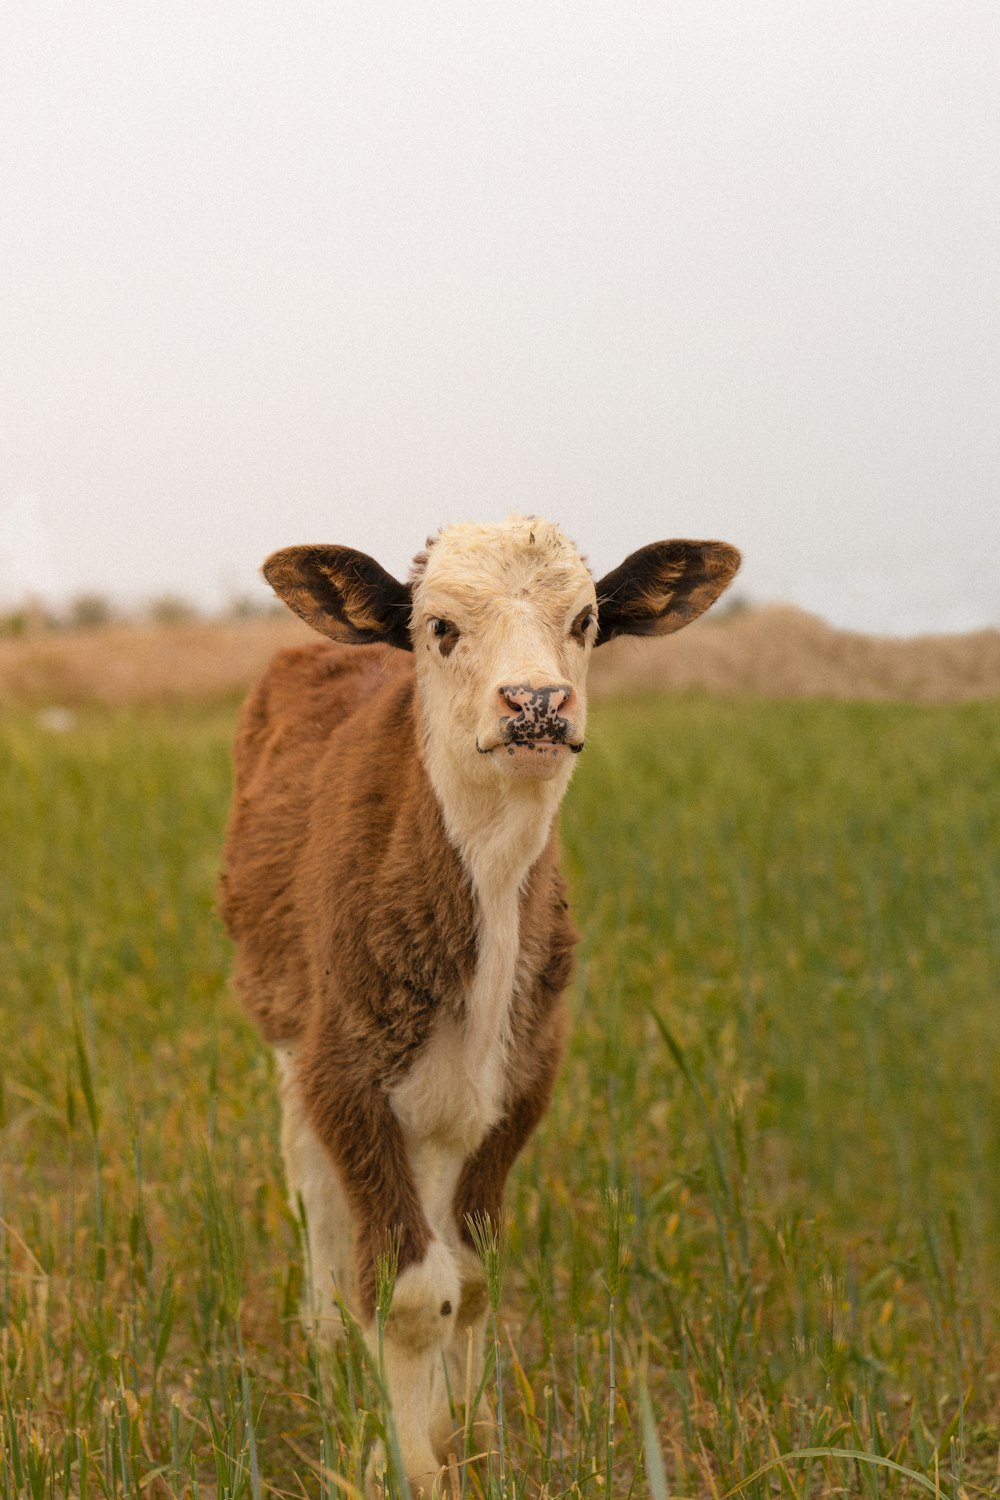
410;517;597;784
263;517;740;786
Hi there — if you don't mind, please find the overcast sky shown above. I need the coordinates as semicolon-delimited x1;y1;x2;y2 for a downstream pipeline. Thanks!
2;1;997;634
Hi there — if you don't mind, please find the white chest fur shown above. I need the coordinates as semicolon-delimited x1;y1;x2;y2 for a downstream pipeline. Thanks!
389;737;567;1233
389;868;523;1155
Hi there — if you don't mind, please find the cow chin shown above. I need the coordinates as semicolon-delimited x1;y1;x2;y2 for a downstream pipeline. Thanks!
489;739;576;780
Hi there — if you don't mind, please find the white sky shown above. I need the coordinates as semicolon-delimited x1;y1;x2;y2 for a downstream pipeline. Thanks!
1;1;997;634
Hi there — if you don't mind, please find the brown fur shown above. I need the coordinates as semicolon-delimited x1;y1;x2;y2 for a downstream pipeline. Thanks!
219;638;576;1314
596;539;741;642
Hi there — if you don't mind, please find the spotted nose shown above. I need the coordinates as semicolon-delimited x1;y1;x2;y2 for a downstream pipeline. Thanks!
497;682;573;720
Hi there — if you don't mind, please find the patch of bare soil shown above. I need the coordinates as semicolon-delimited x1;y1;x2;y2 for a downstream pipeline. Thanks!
1;606;997;707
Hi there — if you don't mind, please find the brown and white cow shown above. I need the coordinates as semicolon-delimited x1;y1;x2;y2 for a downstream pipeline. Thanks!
219;515;739;1492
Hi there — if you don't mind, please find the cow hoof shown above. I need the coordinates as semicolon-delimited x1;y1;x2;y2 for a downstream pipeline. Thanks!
365;1443;444;1499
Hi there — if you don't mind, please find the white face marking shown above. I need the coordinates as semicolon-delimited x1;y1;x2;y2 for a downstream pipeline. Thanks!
411;515;598;792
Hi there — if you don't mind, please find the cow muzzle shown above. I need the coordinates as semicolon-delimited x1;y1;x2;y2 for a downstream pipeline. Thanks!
477;681;585;773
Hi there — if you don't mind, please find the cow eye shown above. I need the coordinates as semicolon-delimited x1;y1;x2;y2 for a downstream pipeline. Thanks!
428;617;460;655
572;607;597;642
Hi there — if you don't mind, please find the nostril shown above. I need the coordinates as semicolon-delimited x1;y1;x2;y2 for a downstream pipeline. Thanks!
499;684;535;714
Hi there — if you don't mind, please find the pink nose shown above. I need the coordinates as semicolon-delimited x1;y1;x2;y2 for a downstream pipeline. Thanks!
497;682;573;719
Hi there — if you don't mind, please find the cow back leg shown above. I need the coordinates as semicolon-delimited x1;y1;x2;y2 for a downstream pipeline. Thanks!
275;1047;357;1334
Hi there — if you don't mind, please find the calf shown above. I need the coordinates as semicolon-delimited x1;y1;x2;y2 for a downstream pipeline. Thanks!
220;515;739;1492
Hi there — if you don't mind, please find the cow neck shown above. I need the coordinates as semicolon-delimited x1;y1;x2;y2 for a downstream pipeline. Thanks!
418;709;570;1074
418;714;568;900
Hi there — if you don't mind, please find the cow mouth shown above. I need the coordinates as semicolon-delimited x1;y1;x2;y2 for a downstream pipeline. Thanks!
477;721;585;757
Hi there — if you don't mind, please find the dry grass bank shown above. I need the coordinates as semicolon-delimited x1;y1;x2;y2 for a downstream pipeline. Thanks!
1;605;998;706
0;613;312;707
590;604;1000;703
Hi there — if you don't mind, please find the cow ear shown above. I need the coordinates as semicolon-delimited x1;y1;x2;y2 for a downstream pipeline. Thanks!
263;545;414;650
594;540;741;645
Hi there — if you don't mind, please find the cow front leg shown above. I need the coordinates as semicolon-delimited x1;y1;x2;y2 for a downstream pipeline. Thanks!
442;1089;554;1462
430;1244;494;1463
368;1238;461;1496
297;1042;457;1493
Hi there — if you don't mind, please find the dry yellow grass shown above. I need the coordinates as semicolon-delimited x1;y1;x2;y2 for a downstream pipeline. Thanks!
590;603;1000;703
1;604;998;706
0;613;312;707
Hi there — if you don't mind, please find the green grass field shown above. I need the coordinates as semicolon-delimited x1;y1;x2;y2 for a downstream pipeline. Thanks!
1;694;998;1498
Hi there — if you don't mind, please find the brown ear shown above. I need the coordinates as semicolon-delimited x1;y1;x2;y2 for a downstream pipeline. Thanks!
263;545;413;650
594;540;741;645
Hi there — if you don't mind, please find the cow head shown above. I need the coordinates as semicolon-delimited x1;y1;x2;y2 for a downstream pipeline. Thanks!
264;517;740;788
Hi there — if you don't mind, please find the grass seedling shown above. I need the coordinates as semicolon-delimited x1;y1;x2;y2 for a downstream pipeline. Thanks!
568;1218;588;1487
530;1232;561;1489
636;1349;669;1500
373;1229;412;1500
602;1189;633;1496
467;1212;510;1495
235;1322;263;1500
72;1014;105;1303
